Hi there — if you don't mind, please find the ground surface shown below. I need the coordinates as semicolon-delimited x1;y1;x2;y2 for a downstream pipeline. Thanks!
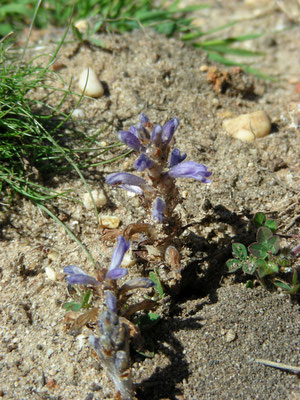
0;1;300;399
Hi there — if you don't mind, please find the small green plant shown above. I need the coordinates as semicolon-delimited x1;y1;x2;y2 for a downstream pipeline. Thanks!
226;212;299;293
63;289;93;312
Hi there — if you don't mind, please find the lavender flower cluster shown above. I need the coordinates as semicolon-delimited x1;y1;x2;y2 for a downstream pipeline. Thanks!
63;114;212;399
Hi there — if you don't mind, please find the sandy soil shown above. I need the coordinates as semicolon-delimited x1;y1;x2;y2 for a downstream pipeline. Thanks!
0;1;299;399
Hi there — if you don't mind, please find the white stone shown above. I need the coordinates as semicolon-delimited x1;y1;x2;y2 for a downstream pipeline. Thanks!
45;266;57;281
121;252;136;267
82;190;107;210
99;215;120;229
222;110;271;142
78;68;104;98
72;108;85;119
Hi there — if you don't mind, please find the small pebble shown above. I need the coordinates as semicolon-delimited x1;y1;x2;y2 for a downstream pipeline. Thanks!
200;65;208;72
45;267;57;281
225;329;237;343
99;215;120;229
72;108;85;119
78;68;104;98
121;252;136;267
47;249;59;261
82;190;107;210
222;110;271;142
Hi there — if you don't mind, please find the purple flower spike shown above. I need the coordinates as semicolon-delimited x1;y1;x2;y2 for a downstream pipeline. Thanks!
118;130;145;152
105;291;117;312
106;267;128;280
106;172;147;194
64;265;100;286
169;147;187;168
152;197;166;223
151;124;163;146
168;161;212;183
134;153;154;171
109;236;131;271
161;117;179;145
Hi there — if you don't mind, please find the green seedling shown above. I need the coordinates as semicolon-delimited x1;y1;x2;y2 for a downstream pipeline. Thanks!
149;270;165;299
226;212;298;293
63;289;92;312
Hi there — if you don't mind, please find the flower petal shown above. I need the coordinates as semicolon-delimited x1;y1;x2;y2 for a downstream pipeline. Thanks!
64;266;100;286
118;130;145;152
106;267;128;280
168;161;212;183
161;117;179;144
120;277;155;293
106;172;147;188
105;291;117;312
109;236;131;271
152;197;166;223
134;153;154;171
140;113;149;124
151;124;163;145
169;147;187;168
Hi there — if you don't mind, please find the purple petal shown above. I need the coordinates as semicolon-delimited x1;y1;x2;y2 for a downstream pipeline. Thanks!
89;335;101;352
64;266;100;286
120;184;144;195
120;277;155;292
151;124;163;145
161;117;179;145
134;153;154;171
168;161;212;183
118;130;145;152
109;236;131;271
152;197;166;223
169;148;187;168
140;113;149;124
105;291;117;312
106;172;147;188
106;267;128;280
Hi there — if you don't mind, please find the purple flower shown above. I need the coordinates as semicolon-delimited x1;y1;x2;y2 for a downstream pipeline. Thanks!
106;172;147;194
152;197;166;222
168;161;212;183
140;113;149;124
161;117;179;145
105;236;130;280
151;124;163;146
105;291;117;313
134;153;154;171
120;277;155;293
118;130;145;152
169;147;187;168
64;265;100;286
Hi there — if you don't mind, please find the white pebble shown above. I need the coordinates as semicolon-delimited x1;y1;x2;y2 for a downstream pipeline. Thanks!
72;108;85;119
78;68;104;98
99;215;120;229
82;190;107;210
222;110;271;142
121;252;136;267
45;266;57;281
225;329;237;343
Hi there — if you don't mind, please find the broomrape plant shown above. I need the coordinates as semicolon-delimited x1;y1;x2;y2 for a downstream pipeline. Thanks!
63;113;212;399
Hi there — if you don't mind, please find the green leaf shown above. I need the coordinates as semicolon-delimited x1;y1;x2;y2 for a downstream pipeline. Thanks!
80;289;92;309
265;219;277;232
257;260;278;277
226;258;242;272
254;212;266;227
273;280;291;291
232;243;247;260
266;236;280;255
257;227;273;246
248;243;268;259
149;271;165;298
62;301;81;312
242;261;256;275
137;312;160;330
292;270;298;287
245;280;254;288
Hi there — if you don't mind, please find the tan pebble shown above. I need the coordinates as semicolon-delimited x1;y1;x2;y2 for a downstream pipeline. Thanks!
225;329;236;343
200;65;208;72
78;68;104;98
222;110;271;142
99;215;120;229
100;141;107;147
121;252;136;267
82;190;107;210
47;249;59;261
45;266;57;281
181;190;188;199
74;19;89;33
